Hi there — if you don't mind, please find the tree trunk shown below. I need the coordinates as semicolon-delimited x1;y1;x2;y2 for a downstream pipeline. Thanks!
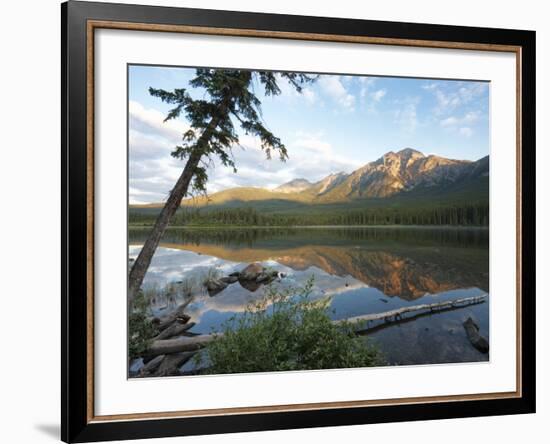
128;118;220;308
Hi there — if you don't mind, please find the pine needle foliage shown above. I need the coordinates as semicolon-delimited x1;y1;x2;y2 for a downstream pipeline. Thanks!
149;69;317;195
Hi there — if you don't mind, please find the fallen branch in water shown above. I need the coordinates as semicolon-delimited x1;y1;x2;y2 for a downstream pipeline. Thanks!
138;354;165;377
334;294;488;330
153;351;198;376
153;297;194;331
145;296;487;357
136;285;487;376
153;321;196;341
463;317;489;353
144;334;220;357
352;302;480;335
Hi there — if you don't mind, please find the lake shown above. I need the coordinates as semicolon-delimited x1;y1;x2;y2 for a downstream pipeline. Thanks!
129;226;489;370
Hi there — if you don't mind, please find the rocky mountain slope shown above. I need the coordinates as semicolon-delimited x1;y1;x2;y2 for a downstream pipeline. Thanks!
180;148;489;207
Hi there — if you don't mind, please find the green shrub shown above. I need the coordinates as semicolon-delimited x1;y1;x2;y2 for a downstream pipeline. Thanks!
129;290;157;358
198;278;384;374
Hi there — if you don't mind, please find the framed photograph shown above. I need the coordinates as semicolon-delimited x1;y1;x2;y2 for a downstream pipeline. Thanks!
61;1;535;442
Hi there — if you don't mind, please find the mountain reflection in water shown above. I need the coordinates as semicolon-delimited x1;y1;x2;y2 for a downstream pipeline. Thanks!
129;226;489;366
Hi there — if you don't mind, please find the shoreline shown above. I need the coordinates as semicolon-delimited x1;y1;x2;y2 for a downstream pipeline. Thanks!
128;224;490;230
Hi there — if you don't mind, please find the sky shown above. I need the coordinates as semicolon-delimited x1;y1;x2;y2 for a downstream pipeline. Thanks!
128;65;489;204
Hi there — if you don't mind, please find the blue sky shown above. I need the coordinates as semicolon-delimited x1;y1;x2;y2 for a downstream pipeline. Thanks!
128;65;489;204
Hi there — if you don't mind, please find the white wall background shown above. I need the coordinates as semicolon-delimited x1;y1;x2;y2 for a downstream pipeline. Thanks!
0;1;547;443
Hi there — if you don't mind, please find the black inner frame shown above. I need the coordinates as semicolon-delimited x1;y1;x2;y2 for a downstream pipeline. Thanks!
62;1;536;442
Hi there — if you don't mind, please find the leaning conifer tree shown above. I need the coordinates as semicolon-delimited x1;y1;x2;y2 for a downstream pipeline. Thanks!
128;69;316;306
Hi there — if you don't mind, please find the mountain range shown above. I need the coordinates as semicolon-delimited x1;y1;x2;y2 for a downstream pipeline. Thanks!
169;148;489;209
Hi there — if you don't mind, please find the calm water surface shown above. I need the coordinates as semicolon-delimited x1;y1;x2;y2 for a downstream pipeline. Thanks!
129;226;489;369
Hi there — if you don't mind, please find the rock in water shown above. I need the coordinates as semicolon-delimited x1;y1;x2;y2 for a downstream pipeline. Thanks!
256;270;278;284
236;263;285;292
239;262;264;281
255;272;270;283
206;278;228;296
463;317;489;353
238;279;262;292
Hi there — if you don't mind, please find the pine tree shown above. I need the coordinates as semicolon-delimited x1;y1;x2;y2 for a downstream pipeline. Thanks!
128;69;316;306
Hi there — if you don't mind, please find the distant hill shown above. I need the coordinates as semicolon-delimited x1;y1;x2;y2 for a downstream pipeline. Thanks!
274;178;313;194
133;148;489;213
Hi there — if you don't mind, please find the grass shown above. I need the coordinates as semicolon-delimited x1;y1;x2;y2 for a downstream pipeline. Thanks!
200;267;222;286
180;277;196;298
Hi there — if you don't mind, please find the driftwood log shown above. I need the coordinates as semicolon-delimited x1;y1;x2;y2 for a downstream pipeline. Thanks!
137;292;488;376
463;317;489;353
335;294;488;328
138;354;165;377
154;321;196;341
153;351;197;377
153;297;193;331
144;334;220;357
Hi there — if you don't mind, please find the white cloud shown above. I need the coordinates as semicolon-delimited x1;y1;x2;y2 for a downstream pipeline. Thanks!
318;76;356;111
301;88;317;105
358;77;375;84
340;75;355;85
462;111;481;123
394;100;418;133
129;100;188;143
292;131;332;156
440;111;480;137
274;76;318;105
128;101;194;204
426;82;488;115
422;82;438;90
459;127;474;137
356;79;384;113
371;89;387;102
440;116;459;127
204;127;362;194
458;84;486;103
435;89;461;110
358;77;376;99
204;135;359;195
129;100;361;203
